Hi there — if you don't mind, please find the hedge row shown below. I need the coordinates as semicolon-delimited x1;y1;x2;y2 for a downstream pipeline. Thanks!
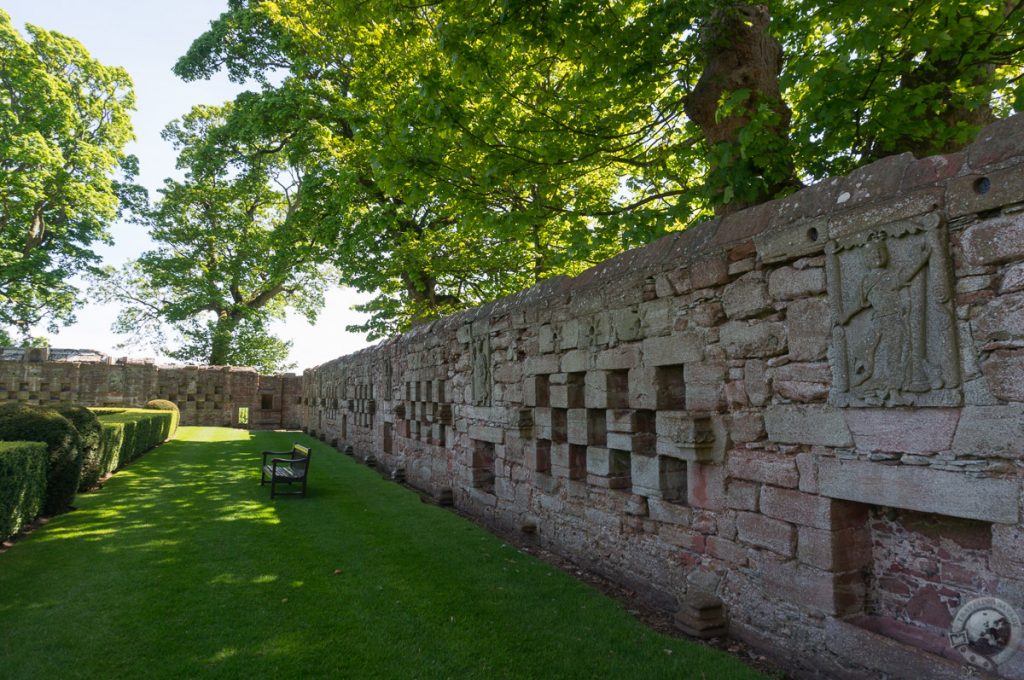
95;409;176;472
0;403;179;543
0;441;47;542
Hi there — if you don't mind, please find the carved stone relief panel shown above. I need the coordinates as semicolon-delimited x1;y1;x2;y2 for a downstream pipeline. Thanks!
825;213;961;407
472;334;492;406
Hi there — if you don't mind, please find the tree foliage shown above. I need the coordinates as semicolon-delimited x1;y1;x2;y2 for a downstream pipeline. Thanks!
174;0;1024;338
0;10;137;340
96;105;330;372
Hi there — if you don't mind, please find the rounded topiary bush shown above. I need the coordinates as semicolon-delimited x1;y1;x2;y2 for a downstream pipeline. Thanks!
57;404;104;490
144;399;180;437
0;403;82;515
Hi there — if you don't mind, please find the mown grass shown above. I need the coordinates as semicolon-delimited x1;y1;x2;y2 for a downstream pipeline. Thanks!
0;427;765;679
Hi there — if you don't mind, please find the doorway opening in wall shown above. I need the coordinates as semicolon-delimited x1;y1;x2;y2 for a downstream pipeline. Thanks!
261;393;274;410
238;407;249;425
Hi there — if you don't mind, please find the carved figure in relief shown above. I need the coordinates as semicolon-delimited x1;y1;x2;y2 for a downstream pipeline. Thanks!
826;213;960;407
838;233;934;396
472;335;492;406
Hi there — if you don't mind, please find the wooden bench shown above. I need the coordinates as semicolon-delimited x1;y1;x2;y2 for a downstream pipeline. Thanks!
260;444;312;498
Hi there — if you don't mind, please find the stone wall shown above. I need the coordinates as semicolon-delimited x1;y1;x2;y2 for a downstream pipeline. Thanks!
300;115;1024;678
0;348;303;429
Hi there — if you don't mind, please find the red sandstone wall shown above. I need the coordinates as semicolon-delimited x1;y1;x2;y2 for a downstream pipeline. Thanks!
0;359;302;428
300;115;1024;678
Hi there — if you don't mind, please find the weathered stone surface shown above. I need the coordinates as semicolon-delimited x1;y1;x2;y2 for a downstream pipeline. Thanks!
641;332;705;366
767;266;826;301
656;412;715;461
797;526;872;571
828;188;943;241
726;449;799;488
786;298;830;362
818;457;1019;523
722;272;770;320
843;408;959;454
760;486;867;531
736;511;794;556
824;618;976;680
948;164;1024;218
688;255;730;290
1001;262;1024;293
960;213;1024;266
980;350;1024;401
992;524;1024;580
720;321;786;359
755;218;827;264
972;292;1024;343
951;405;1024;458
765;405;852;447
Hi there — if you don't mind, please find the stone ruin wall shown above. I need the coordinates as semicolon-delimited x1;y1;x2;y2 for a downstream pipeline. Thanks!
0;349;303;429
300;114;1024;678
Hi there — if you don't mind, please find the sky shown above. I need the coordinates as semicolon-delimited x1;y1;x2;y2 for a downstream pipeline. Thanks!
4;0;373;372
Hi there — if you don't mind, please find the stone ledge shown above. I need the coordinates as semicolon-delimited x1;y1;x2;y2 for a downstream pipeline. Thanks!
818;457;1019;524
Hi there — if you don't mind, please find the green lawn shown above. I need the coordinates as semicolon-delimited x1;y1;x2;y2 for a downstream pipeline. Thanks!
0;427;765;679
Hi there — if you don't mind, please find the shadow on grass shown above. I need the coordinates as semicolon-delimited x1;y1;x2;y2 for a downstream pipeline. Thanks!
0;427;768;680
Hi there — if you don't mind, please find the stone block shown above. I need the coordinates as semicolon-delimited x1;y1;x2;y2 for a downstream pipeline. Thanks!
948;165;1024;218
468;424;504;444
647;497;693;525
639;298;673;337
767;266;826;301
558;318;580;350
764;405;853;447
844;408;959;454
551;442;586;480
828;188;943;241
795;452;818;494
960;213;1024;266
722;272;770;320
538;324;558;353
566;408;589;445
606;409;654;434
607;431;655;455
786;298;830;361
818;457;1019;523
689;255;730;289
972;292;1024;343
656;412;715;461
728;412;765;443
687;462;726;510
755;218;827;264
684;381;726;411
641;333;704;366
951;405;1024;458
720;321;786;359
992;524;1024;580
560;349;591;373
586;446;630;478
735;511;794;556
726;480;758;511
824;618;977;680
980;350;1024;401
760;486;868;530
596;344;640;371
763;561;864;617
743;359;770;406
525;355;561;376
797;526;872;572
631;453;687;501
726;449;799;488
610;307;641;343
628;366;658;410
706;536;748;566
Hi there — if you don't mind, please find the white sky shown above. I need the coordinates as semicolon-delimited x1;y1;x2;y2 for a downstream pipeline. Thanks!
5;0;373;372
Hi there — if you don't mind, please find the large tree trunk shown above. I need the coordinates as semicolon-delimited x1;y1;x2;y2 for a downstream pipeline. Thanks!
209;313;238;366
684;3;796;215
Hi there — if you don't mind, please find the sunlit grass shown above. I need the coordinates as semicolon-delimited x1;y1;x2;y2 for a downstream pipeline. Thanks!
0;427;765;679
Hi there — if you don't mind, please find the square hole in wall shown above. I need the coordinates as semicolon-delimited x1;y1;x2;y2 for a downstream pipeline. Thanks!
656;365;686;410
471;440;496;494
567;444;587;480
587;408;607;446
551;408;568;443
261;393;274;410
566;372;585;408
532;440;551;474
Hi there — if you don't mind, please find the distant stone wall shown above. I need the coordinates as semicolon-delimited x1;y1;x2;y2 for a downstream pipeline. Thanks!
0;349;302;429
300;115;1024;678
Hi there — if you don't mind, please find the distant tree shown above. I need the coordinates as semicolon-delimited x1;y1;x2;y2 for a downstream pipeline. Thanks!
96;105;330;372
175;0;1024;336
0;10;138;340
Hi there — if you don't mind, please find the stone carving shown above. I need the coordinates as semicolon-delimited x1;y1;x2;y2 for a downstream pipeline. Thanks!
826;213;960;407
472;334;492;406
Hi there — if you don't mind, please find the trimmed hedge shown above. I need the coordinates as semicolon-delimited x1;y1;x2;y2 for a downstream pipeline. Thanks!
94;409;175;470
0;403;82;516
0;441;47;542
57;405;104;491
144;399;180;437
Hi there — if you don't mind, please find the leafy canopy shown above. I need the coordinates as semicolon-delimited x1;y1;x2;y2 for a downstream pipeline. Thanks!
175;0;1024;338
0;10;137;341
96;104;331;373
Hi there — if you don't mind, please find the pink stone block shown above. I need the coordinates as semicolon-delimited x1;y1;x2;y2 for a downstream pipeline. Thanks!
843;408;959;454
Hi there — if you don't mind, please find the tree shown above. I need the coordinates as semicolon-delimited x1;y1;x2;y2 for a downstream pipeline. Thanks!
96;105;330;372
0;10;137;341
175;0;1024;337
